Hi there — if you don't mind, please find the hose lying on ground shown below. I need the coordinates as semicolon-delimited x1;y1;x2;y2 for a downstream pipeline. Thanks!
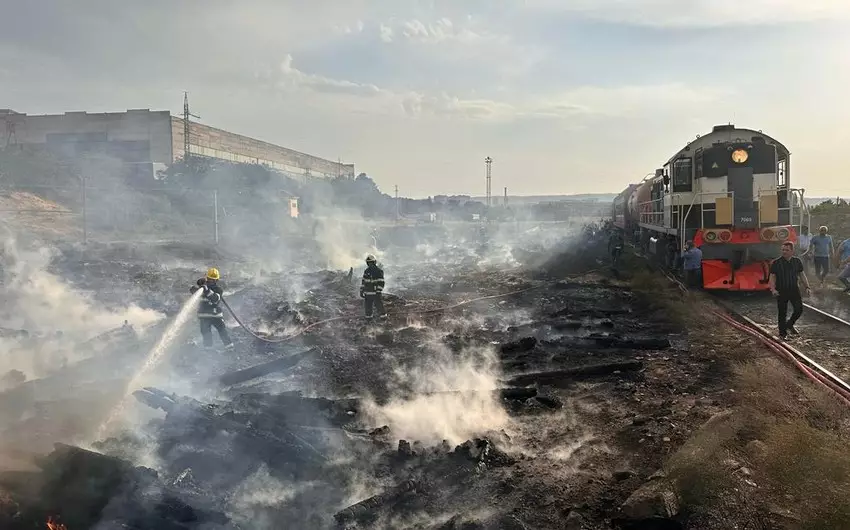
221;268;601;344
646;252;850;408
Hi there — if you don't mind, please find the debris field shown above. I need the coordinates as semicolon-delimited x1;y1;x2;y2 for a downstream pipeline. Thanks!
0;229;742;529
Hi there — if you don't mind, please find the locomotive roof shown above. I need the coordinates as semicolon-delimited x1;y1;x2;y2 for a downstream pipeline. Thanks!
664;124;789;166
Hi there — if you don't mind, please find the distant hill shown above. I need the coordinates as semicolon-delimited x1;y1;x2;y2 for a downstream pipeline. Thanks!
470;193;618;205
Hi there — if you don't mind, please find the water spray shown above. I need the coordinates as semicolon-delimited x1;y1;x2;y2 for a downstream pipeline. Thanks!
94;288;204;439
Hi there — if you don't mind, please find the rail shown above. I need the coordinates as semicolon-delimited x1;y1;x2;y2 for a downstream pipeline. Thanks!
802;303;850;327
629;246;850;406
655;262;850;405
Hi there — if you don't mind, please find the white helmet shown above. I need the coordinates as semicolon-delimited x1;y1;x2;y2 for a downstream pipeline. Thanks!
366;254;377;263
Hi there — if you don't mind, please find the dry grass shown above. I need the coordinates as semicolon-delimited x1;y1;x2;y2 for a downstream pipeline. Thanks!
665;357;850;528
760;420;850;529
629;268;696;331
622;251;850;528
737;360;850;529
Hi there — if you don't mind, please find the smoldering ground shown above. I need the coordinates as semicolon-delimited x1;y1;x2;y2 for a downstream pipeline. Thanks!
0;151;595;528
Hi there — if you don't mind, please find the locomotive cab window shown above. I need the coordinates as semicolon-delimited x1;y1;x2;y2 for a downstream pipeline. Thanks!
672;157;693;192
777;157;787;187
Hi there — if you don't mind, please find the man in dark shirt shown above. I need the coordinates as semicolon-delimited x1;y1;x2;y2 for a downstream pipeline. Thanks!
768;242;812;339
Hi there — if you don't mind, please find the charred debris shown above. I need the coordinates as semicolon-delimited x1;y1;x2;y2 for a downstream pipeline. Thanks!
0;225;688;530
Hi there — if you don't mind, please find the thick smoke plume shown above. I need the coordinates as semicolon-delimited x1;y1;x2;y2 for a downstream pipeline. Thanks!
0;235;163;379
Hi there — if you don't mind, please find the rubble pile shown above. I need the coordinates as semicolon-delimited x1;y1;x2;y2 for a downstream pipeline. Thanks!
0;225;705;529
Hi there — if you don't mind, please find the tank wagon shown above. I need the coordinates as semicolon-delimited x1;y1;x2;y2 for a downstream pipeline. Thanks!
612;124;810;291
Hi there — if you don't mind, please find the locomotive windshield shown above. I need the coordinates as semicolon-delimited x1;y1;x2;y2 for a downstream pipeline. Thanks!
698;142;777;178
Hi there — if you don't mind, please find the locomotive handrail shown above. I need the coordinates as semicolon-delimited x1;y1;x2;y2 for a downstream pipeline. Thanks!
637;191;734;236
637;198;665;225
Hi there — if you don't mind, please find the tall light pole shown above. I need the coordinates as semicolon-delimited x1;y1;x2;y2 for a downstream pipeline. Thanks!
484;156;492;208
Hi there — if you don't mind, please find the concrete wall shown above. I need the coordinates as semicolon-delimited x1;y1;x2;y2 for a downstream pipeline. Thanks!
0;108;355;182
171;117;355;181
0;109;174;166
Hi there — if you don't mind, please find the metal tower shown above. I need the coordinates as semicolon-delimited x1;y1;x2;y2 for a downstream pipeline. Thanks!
484;156;492;207
183;92;200;163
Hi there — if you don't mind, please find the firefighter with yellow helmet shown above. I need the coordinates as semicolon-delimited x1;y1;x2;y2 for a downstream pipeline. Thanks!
189;267;233;349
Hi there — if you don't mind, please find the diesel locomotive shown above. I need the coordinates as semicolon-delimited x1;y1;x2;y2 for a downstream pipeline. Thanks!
612;124;811;291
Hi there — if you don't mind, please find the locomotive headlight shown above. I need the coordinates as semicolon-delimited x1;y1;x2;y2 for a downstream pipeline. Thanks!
731;148;748;163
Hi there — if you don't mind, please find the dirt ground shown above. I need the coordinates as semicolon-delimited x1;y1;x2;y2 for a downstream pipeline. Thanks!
2;230;850;529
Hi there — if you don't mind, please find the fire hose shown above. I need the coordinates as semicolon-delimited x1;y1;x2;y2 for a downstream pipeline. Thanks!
710;309;850;406
657;261;850;407
221;268;601;344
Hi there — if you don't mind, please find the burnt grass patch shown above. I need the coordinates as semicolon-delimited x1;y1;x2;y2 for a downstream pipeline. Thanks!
5;233;844;529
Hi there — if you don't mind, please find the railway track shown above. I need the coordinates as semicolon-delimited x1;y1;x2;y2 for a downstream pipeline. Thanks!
651;268;850;402
629;249;850;402
715;293;850;395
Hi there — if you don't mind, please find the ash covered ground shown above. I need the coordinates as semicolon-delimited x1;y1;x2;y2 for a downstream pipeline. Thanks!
0;221;701;529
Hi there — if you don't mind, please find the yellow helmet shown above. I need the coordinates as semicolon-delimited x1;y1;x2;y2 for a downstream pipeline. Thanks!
206;267;220;280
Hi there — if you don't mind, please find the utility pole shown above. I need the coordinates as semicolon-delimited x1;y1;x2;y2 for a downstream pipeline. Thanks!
395;185;400;221
484;156;492;208
183;92;200;164
81;176;87;245
504;187;508;206
213;189;219;245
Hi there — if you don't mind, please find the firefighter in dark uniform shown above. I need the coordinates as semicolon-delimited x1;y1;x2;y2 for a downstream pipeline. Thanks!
190;267;234;349
608;231;624;266
360;255;386;319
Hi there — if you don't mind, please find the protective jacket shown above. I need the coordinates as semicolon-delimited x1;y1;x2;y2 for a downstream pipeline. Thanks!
190;279;225;318
608;233;624;252
361;265;385;295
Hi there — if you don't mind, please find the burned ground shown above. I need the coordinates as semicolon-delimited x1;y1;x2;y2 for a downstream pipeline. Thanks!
2;226;848;529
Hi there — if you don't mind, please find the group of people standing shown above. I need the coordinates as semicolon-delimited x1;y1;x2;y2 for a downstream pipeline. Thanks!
796;225;850;292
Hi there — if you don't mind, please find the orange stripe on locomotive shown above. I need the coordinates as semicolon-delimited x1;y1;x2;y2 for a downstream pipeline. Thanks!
694;226;797;291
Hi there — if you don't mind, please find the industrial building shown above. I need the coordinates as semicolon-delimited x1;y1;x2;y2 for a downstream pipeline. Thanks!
0;108;355;181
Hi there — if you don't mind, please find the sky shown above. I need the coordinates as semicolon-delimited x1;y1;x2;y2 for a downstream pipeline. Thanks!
0;0;849;198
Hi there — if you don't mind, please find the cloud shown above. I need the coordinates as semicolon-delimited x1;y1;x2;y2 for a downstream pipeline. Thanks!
1;0;845;197
333;19;366;35
386;18;484;44
365;15;542;79
379;24;394;43
519;0;850;27
267;54;725;123
277;54;384;98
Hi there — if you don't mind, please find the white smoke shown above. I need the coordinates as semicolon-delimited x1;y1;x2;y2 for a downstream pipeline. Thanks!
0;236;164;379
